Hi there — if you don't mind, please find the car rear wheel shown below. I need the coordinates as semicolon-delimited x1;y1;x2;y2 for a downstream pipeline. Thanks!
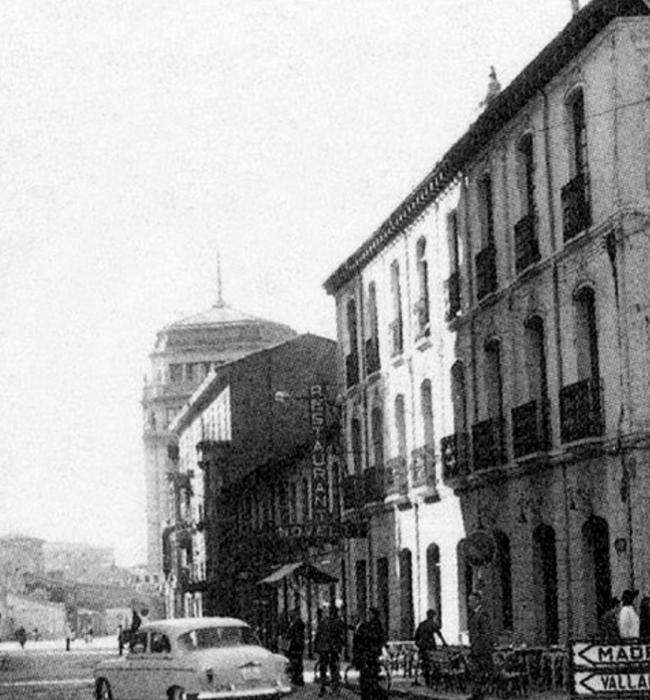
168;687;185;700
96;679;113;700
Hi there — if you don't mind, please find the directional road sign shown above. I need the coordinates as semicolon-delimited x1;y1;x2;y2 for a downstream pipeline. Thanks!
574;643;650;668
575;671;650;694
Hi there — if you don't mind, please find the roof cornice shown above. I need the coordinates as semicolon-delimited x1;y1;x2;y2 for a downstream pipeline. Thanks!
323;0;649;294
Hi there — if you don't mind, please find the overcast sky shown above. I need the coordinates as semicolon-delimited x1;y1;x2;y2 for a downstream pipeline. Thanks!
0;0;577;565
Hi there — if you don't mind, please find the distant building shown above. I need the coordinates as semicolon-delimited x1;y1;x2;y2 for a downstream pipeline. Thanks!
165;333;340;647
142;292;296;575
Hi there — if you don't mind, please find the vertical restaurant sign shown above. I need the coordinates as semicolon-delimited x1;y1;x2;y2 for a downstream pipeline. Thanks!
310;385;330;522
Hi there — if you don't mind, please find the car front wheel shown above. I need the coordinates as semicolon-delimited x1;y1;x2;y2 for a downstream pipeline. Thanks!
96;678;113;700
168;687;185;700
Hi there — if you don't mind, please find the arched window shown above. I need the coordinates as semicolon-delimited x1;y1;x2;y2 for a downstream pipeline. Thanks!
575;287;599;382
350;417;363;475
395;395;407;458
390;261;404;355
355;559;368;620
478;172;495;247
399;549;414;639
494;531;513;631
567;87;588;179
426;543;442;624
415;238;430;336
582;516;611;636
457;540;474;632
517;133;535;218
484;339;503;417
377;557;390;633
347;299;358;355
451;361;468;433
421;379;435;446
532;524;559;644
366;283;380;374
371;407;384;466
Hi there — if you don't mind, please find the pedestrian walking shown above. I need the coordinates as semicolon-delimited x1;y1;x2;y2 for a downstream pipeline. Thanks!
640;597;650;640
618;589;640;640
315;606;346;696
599;597;621;643
16;627;26;650
414;608;447;686
65;622;73;652
467;592;495;700
286;609;305;686
117;624;124;656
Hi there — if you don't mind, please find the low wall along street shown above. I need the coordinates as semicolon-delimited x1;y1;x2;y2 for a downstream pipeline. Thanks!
573;641;650;696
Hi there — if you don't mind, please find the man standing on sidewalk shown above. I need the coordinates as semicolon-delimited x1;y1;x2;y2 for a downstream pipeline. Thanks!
286;609;305;686
414;608;447;686
467;592;495;700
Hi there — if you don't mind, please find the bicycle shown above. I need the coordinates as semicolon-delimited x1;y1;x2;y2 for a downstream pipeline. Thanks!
343;659;392;693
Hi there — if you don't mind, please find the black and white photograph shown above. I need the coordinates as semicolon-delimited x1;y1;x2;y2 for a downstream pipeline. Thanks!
1;0;650;698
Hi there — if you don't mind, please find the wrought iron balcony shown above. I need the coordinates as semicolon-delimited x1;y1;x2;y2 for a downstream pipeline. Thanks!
561;172;591;241
512;399;551;458
413;298;430;338
389;319;404;356
445;271;461;321
411;444;436;489
342;474;364;510
514;213;540;274
363;466;385;504
472;417;507;471
440;432;470;481
384;456;408;496
345;352;359;389
475;244;497;300
365;337;381;375
560;377;603;443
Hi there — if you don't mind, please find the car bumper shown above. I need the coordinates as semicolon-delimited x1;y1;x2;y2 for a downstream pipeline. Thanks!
188;684;292;699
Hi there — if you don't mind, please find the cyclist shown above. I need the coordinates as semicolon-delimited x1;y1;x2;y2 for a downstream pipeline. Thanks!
414;608;447;686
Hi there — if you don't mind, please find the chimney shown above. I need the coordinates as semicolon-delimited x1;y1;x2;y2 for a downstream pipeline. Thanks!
570;0;580;14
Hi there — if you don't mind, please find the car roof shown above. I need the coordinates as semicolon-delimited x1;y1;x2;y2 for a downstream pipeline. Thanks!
140;617;249;636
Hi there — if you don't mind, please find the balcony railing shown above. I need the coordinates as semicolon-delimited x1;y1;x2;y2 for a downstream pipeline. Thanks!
342;474;364;510
363;466;385;504
365;337;381;375
345;352;359;389
472;416;507;471
560;377;603;443
440;432;470;481
561;172;591;241
445;271;461;321
389;319;404;356
411;444;436;488
413;298;430;338
475;244;497;300
514;213;540;274
512;399;550;458
384;456;408;496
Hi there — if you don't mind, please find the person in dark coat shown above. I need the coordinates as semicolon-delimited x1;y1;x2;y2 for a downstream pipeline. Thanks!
286;609;305;686
467;592;495;700
355;608;387;700
315;606;346;697
600;597;621;643
640;597;650;640
414;608;447;686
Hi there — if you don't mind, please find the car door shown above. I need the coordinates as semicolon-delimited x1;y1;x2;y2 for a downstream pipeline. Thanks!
113;630;149;700
146;632;175;698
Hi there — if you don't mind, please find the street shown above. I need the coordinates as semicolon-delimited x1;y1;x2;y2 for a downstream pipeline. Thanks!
0;646;363;700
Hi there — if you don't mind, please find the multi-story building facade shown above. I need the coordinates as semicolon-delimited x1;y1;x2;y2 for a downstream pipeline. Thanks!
142;297;296;575
165;334;344;648
326;0;650;645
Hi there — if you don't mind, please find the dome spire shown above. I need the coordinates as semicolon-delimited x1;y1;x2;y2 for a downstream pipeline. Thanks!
215;250;225;307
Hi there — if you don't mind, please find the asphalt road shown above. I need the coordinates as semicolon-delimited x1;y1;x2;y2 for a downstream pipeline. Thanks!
0;648;362;700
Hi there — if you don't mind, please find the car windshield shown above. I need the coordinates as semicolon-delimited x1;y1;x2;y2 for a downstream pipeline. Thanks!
178;626;260;650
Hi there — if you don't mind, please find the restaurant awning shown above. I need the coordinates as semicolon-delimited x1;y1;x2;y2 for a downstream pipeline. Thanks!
258;561;337;586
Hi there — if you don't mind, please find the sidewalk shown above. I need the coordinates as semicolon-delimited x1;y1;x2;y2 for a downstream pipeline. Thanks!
388;675;570;700
0;635;116;654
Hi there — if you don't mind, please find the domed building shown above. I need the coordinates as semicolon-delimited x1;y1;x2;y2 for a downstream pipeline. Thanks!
142;293;296;575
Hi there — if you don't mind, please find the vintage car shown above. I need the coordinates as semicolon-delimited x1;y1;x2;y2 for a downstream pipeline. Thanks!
94;617;291;700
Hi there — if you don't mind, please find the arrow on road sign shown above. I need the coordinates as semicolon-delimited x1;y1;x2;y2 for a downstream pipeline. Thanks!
575;671;650;694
